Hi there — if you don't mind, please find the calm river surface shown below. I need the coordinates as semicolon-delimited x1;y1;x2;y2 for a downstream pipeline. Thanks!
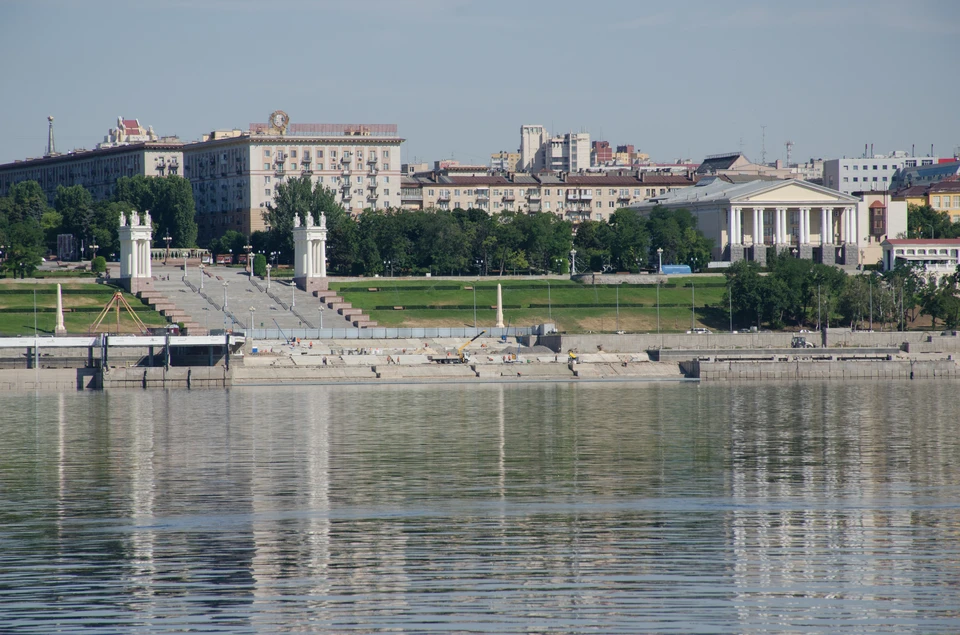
1;382;959;633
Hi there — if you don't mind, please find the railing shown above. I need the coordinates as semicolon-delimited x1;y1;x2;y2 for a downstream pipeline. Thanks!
244;326;536;341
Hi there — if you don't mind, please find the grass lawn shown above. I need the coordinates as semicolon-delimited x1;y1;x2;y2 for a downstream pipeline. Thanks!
332;277;729;333
0;282;169;336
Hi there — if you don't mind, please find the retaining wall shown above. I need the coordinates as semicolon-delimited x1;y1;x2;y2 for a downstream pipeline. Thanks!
693;359;959;381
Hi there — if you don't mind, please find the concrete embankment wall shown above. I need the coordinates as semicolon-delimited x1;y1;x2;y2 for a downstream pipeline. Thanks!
0;368;99;391
552;330;934;354
100;366;230;389
690;359;959;381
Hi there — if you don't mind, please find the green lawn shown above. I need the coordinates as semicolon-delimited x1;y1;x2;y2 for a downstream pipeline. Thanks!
332;278;729;333
0;282;169;336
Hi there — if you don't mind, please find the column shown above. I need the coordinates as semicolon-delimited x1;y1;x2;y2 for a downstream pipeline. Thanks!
143;240;152;278
800;207;810;244
774;207;782;244
754;207;765;244
728;207;736;246
319;238;327;277
848;207;857;245
734;207;742;244
820;208;828;245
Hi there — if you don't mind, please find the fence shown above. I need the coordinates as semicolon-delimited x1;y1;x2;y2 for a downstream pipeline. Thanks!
241;326;537;341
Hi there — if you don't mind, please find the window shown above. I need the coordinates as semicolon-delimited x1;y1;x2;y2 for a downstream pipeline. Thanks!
873;164;878;170
843;165;849;170
264;163;270;170
853;165;858;170
384;163;390;170
384;150;390;158
934;196;941;207
291;150;297;158
384;176;389;183
331;151;337;158
265;189;271;196
454;189;460;196
882;165;888;170
954;196;960;208
384;189;389;196
609;189;615;195
318;150;324;158
356;176;362;183
608;201;614;207
634;189;641;196
853;177;858;182
596;200;601;207
428;189;435;195
843;177;849;182
882;176;888;181
545;202;550;209
264;150;271;157
873;177;878;182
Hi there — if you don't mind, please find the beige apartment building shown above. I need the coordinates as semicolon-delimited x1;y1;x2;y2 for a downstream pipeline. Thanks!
187;112;403;241
402;169;698;222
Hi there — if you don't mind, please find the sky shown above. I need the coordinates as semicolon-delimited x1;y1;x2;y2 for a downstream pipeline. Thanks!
1;0;958;167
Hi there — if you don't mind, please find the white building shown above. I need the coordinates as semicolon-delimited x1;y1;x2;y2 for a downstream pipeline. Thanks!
634;178;865;266
823;154;941;195
519;125;547;172
881;238;960;278
545;132;590;173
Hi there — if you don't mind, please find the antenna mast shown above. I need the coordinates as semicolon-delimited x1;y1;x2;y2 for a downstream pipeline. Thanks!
760;125;767;164
785;140;794;165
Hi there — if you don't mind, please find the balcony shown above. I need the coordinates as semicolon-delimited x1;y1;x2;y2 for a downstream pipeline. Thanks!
617;192;631;201
367;155;378;165
567;192;580;201
437;193;451;201
502;194;515;202
527;191;541;201
367;181;378;190
341;167;352;177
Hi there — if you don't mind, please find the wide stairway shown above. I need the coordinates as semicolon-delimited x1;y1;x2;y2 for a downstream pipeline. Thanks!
139;264;376;333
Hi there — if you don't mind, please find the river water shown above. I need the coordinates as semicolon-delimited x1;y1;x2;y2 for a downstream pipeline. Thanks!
1;382;959;633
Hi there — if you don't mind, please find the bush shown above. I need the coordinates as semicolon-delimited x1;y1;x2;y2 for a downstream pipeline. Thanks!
91;256;107;274
253;253;267;277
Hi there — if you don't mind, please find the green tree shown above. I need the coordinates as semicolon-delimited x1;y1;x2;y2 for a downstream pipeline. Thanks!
114;175;198;248
907;203;958;239
91;256;107;274
252;253;266;277
608;208;649;271
54;184;94;242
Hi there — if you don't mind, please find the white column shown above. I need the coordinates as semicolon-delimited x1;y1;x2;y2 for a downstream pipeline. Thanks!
801;207;810;244
319;238;327;277
144;241;152;278
774;208;782;244
848;207;857;245
754;208;765;245
728;207;736;246
820;208;828;245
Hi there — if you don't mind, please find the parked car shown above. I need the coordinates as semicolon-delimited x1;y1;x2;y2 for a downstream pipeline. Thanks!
687;327;712;334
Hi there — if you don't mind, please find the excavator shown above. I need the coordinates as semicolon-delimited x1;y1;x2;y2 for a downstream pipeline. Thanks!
433;330;486;364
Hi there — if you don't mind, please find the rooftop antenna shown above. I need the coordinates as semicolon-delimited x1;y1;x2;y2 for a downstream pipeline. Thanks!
760;125;766;164
785;140;794;165
45;116;56;157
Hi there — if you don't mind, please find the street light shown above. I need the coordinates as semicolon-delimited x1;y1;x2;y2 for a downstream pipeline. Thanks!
249;307;255;350
265;263;272;290
199;263;204;290
222;280;228;310
569;249;577;276
244;243;253;274
318;305;324;338
657;247;663;274
383;259;393;277
90;243;99;260
163;232;172;264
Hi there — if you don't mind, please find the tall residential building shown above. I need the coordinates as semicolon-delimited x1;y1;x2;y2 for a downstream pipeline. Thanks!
546;132;590;173
519;125;547;172
591;141;612;166
187;111;403;241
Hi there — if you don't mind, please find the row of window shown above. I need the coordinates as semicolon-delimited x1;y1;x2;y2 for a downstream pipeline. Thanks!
262;148;390;160
933;195;960;209
843;176;889;183
424;187;668;197
844;163;898;171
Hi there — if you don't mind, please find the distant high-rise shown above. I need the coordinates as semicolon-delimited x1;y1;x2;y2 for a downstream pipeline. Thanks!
519;125;547;172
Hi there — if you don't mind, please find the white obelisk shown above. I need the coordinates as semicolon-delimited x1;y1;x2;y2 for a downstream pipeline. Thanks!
496;283;504;328
54;283;66;336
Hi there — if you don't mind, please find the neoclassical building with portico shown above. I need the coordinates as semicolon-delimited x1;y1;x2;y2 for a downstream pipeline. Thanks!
634;178;864;266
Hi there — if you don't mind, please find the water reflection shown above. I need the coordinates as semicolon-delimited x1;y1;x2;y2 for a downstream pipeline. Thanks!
0;382;958;633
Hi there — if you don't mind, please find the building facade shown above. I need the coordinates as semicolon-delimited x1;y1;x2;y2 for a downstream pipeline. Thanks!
634;178;868;266
186;113;403;242
881;238;960;278
824;154;941;195
490;151;520;172
894;180;960;223
519;125;548;172
546;132;590;173
401;169;698;222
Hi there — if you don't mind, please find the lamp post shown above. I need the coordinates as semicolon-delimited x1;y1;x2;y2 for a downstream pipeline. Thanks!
690;256;698;330
318;306;324;338
249;307;255;350
657;247;663;274
199;264;204;290
615;282;620;333
265;263;272;290
90;243;99;260
547;280;552;321
163;232;172;264
656;279;661;336
182;253;187;280
383;259;393;277
222;280;228;310
473;284;478;330
244;243;253;274
569;249;577;276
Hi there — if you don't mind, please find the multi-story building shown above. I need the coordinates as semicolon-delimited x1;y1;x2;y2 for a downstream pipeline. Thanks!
546;132;590;173
186;112;403;241
0;117;183;203
894;160;960;188
823;153;941;195
895;180;960;223
490;151;520;172
519;125;548;172
401;168;698;222
591;141;612;166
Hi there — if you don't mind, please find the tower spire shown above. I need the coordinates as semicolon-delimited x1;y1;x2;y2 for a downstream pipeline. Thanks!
45;116;56;157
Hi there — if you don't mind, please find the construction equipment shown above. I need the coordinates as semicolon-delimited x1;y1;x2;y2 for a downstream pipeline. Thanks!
434;330;486;364
791;336;815;349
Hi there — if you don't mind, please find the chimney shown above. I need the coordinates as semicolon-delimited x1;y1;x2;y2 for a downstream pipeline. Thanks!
870;143;874;157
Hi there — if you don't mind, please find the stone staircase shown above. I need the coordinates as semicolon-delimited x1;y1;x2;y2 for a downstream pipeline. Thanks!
316;291;377;328
137;288;206;335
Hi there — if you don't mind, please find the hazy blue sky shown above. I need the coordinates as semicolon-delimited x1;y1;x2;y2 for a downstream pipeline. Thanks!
1;0;958;167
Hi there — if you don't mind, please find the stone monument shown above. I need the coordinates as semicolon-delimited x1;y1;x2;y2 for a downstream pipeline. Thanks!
292;212;328;293
118;211;154;293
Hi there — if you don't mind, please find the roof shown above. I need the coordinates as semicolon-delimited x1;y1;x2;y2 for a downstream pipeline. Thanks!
884;239;960;245
869;200;886;208
636;176;859;207
696;152;749;174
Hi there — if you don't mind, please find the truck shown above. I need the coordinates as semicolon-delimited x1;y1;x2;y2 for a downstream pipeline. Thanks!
433;330;486;364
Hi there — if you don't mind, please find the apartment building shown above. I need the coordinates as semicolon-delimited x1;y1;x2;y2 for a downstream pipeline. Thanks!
186;112;403;241
895;180;960;223
401;169;698;222
490;151;520;172
0;117;182;203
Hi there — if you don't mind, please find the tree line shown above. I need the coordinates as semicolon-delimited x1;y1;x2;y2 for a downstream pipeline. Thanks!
0;176;197;277
725;255;960;331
